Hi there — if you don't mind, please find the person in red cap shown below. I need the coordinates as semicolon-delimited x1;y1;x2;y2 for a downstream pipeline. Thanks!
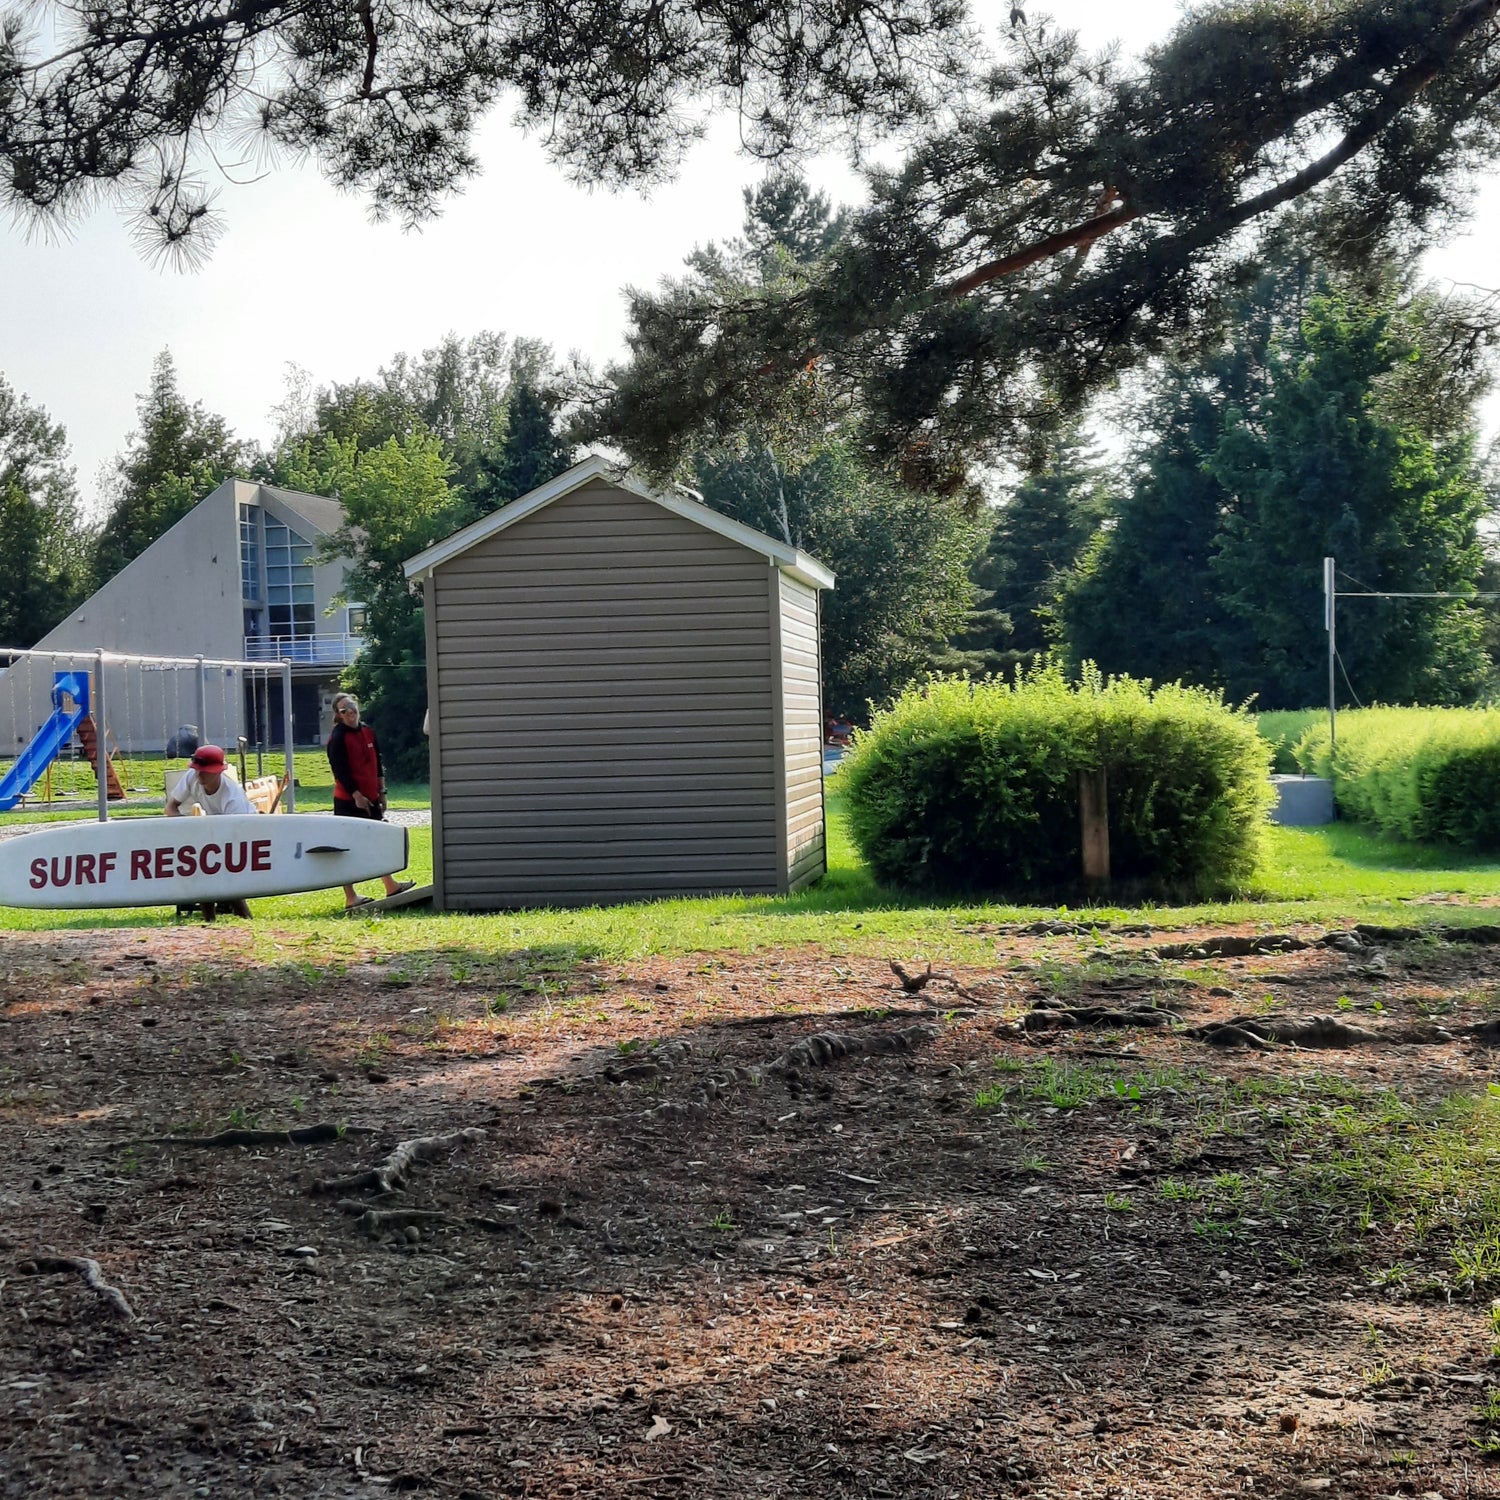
325;694;414;910
165;744;254;920
166;744;253;817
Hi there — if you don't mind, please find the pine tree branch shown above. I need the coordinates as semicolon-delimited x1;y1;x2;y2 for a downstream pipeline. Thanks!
942;198;1137;299
357;0;379;98
940;0;1500;303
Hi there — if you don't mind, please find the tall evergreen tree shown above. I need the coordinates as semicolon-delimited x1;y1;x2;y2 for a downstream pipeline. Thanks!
1211;294;1492;707
479;375;573;507
953;432;1111;672
1058;266;1497;707
90;352;249;589
271;334;566;514
1058;385;1248;692
0;376;92;646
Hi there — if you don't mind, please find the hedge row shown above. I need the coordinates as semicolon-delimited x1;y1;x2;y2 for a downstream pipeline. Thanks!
1256;710;1324;775
1296;707;1500;850
841;667;1274;899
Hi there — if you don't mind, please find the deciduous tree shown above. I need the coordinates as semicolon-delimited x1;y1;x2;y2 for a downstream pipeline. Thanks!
281;429;461;773
0;377;92;646
695;444;981;715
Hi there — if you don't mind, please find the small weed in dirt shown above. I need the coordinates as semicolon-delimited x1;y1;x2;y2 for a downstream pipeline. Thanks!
1026;1059;1112;1108
356;1031;393;1064
1104;1191;1134;1213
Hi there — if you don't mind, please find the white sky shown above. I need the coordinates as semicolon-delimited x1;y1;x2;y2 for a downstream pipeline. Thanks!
1;0;1496;516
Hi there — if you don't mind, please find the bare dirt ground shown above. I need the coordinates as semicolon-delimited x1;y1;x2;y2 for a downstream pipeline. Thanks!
4;919;1500;1499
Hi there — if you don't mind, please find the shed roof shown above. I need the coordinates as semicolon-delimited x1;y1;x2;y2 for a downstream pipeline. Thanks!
402;454;834;591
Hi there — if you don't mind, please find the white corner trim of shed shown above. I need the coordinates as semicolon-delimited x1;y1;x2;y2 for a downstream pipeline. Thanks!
404;454;837;911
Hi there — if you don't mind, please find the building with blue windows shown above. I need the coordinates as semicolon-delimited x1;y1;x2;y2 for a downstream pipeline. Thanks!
2;479;362;753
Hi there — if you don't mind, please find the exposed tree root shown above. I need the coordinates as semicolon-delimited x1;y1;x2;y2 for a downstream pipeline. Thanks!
1190;1014;1381;1048
310;1127;487;1196
1152;933;1310;959
768;1023;940;1076
1144;924;1500;964
1010;1002;1181;1034
143;1123;362;1148
891;961;941;993
334;1200;532;1240
1357;923;1500;947
19;1255;133;1320
1008;1000;1463;1051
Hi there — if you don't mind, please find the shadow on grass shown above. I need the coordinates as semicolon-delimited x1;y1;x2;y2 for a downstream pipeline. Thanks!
1283;820;1500;873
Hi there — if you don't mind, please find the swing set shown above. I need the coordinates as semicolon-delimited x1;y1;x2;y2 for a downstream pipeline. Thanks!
0;647;296;820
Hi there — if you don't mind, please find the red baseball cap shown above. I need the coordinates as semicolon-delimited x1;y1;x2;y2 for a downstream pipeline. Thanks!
190;744;227;772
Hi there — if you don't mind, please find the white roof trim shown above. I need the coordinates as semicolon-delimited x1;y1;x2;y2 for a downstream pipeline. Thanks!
402;453;834;590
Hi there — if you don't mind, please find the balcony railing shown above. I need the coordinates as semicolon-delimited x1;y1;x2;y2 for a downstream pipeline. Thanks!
243;633;364;666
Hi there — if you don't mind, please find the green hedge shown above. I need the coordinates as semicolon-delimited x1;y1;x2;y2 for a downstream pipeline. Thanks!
841;666;1274;899
1296;707;1500;850
1257;710;1324;775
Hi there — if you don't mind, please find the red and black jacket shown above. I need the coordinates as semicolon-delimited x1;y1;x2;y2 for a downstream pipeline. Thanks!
326;721;383;805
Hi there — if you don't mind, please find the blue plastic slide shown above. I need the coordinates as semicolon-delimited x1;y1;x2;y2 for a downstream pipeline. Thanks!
0;672;90;811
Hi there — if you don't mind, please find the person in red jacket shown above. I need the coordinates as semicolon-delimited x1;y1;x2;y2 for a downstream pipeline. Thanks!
326;693;414;910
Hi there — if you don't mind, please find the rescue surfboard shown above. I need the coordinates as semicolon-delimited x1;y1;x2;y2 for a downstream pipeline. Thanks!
0;814;408;909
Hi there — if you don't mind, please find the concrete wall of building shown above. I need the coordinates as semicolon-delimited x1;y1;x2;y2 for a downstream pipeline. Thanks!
0;480;353;775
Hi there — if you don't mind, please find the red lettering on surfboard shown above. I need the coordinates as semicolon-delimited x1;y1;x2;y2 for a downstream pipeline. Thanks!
176;844;198;877
251;839;271;872
130;849;151;880
29;858;45;890
154;846;174;880
76;853;96;884
99;851;117;881
199;845;221;876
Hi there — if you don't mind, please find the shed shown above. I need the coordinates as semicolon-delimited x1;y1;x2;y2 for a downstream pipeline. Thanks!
403;456;835;910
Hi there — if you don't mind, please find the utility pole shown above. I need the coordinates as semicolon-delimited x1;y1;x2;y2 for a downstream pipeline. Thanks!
1324;556;1336;752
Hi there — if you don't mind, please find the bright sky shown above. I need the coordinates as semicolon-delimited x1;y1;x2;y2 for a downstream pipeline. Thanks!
1;0;1496;515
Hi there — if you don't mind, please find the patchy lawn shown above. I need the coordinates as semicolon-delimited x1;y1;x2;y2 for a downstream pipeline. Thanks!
6;916;1500;1498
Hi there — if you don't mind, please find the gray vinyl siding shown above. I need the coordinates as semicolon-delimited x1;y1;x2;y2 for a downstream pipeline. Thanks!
779;571;826;890
431;482;781;907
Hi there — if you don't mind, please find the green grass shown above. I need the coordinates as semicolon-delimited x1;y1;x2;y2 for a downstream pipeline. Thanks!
8;781;1500;957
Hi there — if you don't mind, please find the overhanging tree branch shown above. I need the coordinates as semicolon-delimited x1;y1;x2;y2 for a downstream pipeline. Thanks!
938;0;1500;302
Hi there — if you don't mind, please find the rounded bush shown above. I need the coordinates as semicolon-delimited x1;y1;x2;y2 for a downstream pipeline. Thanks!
841;666;1274;899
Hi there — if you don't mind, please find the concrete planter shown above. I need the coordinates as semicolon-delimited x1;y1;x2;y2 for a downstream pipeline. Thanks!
1269;775;1334;827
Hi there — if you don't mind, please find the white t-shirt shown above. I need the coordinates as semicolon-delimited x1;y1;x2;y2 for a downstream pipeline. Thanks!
170;768;253;816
